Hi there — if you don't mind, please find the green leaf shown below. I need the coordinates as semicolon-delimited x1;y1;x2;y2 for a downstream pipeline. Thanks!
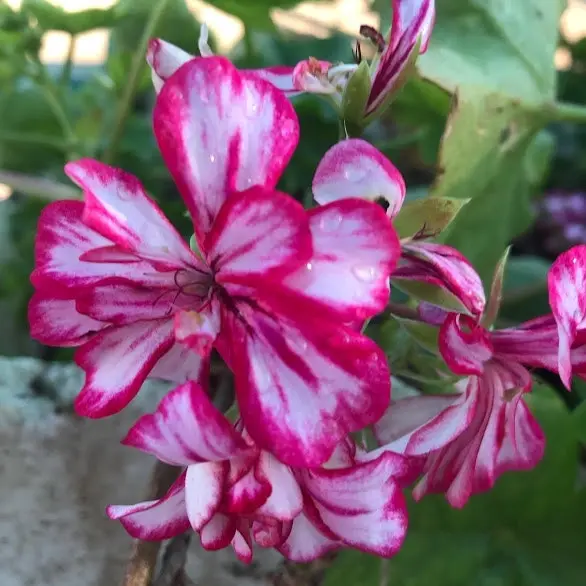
524;129;555;189
499;255;551;323
341;61;371;136
573;401;586;444
434;89;547;285
393;196;469;239
395;317;440;354
417;0;565;101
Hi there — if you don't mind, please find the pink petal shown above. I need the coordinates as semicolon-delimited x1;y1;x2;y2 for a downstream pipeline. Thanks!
74;319;175;417
439;313;493;376
412;361;542;508
300;452;409;557
548;245;586;388
149;341;206;384
65;159;198;270
231;524;254;563
147;38;192;93
223;463;271;515
313;139;406;218
492;315;586;377
256;451;303;520
75;282;182;325
395;242;486;318
28;293;105;346
222;303;390;467
153;57;299;242
281;198;400;321
123;381;248;465
251;66;299;95
31;200;154;292
185;461;227;531
200;513;237;551
174;304;221;358
367;0;435;115
278;511;340;562
292;59;335;93
374;393;471;455
107;473;190;540
207;187;312;283
252;518;292;548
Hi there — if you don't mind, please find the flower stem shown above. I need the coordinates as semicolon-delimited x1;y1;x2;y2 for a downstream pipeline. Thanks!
0;130;72;151
550;101;586;124
59;34;77;87
102;0;173;165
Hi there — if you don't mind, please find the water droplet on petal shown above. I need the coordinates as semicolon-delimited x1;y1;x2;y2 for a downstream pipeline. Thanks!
343;167;367;182
352;265;378;282
209;154;216;163
306;262;313;271
319;213;343;232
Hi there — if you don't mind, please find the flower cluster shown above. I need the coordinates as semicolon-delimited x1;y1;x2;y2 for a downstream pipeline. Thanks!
27;0;586;565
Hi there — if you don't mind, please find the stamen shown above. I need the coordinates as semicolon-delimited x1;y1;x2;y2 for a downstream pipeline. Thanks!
359;25;386;52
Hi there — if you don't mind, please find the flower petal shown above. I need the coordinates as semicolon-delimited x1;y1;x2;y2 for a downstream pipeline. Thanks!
200;513;237;551
74;319;175;417
367;0;435;114
31;200;153;292
207;187;311;283
149;341;206;385
174;305;221;358
313;139;406;218
146;38;192;93
231;523;254;563
412;361;542;508
223;462;271;515
278;511;340;562
256;451;303;520
122;381;248;465
548;245;586;388
374;393;470;456
222;303;390;467
65;159;198;270
251;66;298;95
395;242;486;318
185;461;227;531
281;198;400;321
438;313;493;376
300;452;409;557
107;473;189;540
153;56;299;242
28;293;105;346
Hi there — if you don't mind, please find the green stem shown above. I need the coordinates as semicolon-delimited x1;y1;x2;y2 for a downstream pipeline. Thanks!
102;0;173;165
0;130;72;151
243;30;255;61
59;34;77;87
550;101;586;124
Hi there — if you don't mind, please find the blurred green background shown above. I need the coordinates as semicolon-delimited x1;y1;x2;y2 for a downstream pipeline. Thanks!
1;1;586;583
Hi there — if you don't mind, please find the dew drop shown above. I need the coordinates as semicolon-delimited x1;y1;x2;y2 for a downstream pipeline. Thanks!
352;265;378;282
306;262;313;271
343;167;367;182
318;213;343;232
209;154;216;163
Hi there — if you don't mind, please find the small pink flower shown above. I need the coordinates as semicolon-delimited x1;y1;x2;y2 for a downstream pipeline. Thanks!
548;244;586;388
147;23;299;95
312;138;485;318
108;383;412;562
29;57;400;468
375;312;548;507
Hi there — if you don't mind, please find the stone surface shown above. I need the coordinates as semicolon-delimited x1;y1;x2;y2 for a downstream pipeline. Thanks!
0;357;282;586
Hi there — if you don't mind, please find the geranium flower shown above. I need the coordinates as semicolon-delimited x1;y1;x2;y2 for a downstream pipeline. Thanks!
108;382;413;562
293;0;435;119
312;137;485;319
374;308;586;507
29;57;400;468
147;23;298;95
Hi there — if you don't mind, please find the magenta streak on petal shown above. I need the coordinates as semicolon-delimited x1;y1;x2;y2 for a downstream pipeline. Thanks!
185;461;227;531
200;513;237;551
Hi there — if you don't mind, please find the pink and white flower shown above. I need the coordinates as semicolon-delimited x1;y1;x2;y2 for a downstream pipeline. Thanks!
29;57;400;468
548;244;586;388
312;137;485;319
147;23;299;95
108;382;412;562
292;0;435;118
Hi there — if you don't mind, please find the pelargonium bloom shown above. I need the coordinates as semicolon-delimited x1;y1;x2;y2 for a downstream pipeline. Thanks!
108;382;413;562
293;0;435;118
312;137;485;319
375;308;586;507
29;57;400;468
147;23;298;95
548;244;586;388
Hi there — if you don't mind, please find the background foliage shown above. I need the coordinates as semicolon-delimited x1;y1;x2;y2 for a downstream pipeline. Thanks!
1;0;586;583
